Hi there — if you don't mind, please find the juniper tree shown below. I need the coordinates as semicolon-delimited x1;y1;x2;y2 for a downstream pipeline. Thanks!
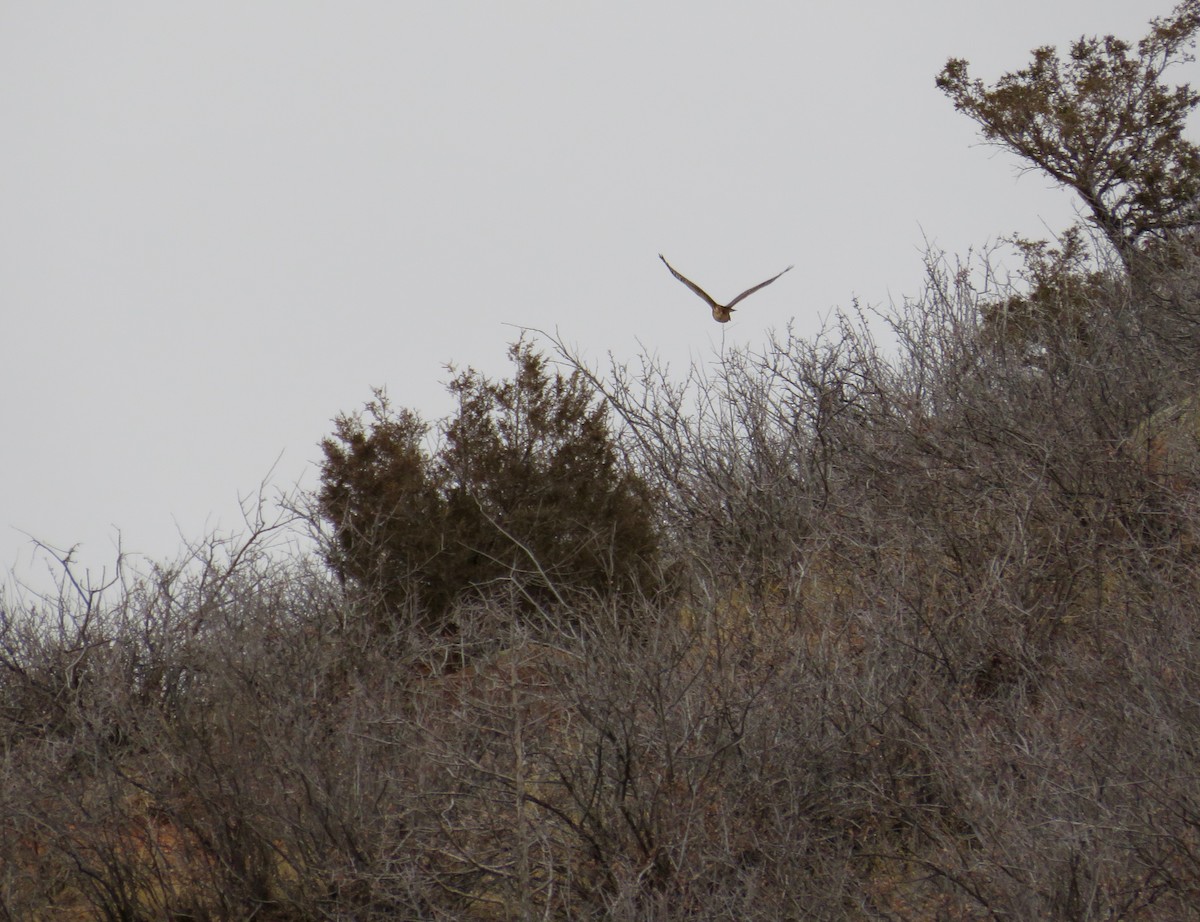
318;341;662;634
937;1;1200;269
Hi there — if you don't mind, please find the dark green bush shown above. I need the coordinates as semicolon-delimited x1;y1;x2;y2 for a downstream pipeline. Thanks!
318;340;663;633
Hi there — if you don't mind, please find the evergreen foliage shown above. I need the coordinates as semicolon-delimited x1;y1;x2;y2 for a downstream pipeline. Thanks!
937;0;1200;266
317;340;662;631
940;1;1200;356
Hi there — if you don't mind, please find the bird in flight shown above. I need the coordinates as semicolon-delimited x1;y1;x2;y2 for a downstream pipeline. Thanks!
659;253;793;323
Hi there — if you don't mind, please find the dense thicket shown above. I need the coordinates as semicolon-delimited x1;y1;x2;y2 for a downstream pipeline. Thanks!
5;4;1200;920
317;340;663;636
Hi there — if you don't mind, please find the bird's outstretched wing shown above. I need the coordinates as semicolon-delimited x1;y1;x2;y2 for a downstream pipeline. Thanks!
659;254;720;310
726;264;794;309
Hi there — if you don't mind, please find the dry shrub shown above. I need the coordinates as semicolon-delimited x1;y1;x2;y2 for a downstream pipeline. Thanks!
6;239;1200;919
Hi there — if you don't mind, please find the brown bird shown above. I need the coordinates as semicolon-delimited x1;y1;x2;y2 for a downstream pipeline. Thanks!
659;253;793;323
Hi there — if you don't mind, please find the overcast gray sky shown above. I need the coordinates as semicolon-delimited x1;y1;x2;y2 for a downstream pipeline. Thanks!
1;2;1180;587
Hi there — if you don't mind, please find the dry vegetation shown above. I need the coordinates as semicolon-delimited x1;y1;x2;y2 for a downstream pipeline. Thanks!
6;239;1200;920
7;4;1200;919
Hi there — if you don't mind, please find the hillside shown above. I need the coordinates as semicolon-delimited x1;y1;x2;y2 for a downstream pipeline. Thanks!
5;4;1200;920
